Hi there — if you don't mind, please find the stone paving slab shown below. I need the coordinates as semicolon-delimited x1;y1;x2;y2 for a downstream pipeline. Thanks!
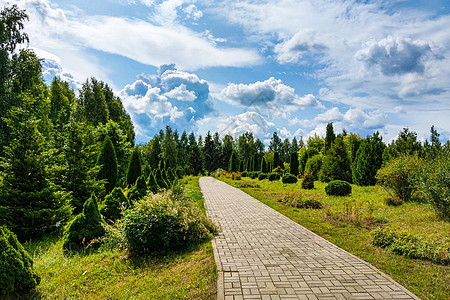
199;177;419;300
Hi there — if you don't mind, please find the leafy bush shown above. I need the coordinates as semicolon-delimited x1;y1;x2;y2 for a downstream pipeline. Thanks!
100;187;128;222
371;227;450;265
231;172;241;180
62;195;105;253
123;192;216;255
352;132;385;186
236;182;261;188
241;171;248;177
248;171;260;179
325;180;352;196
268;172;280;181
304;154;323;180
384;197;403;207
147;172;159;193
417;148;450;219
320;138;352;183
0;226;40;296
258;173;267;180
376;155;424;202
282;173;298;184
127;175;148;204
301;170;315;189
272;166;284;176
278;191;322;209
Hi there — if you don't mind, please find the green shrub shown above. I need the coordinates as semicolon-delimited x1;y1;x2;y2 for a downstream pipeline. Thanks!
126;147;142;186
417;148;450;219
325;180;352;196
127;175;148;204
248;171;260;179
241;171;248;177
384;197;403;207
155;168;168;190
236;182;260;188
376;155;424;202
371;227;450;265
320;138;352;183
301;170;315;189
0;226;40;296
231;172;241;180
352;132;385;186
304;154;323;180
268;172;280;181
282;173;298;184
62;195;105;253
258;173;267;180
272;166;284;176
278;191;322;209
123;192;216;255
147;172;159;193
100;187;128;222
97;135;118;194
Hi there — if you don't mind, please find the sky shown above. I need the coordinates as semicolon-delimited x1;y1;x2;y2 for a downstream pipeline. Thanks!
6;0;450;145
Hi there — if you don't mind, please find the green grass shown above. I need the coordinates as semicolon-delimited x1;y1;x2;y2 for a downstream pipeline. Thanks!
20;176;216;300
219;176;450;300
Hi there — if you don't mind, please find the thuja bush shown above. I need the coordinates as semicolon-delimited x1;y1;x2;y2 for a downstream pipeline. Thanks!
282;173;298;184
123;191;217;255
325;180;352;196
100;187;129;222
62;195;105;253
301;170;315;190
0;226;40;296
268;172;280;181
371;227;450;265
127;175;148;204
258;173;267;180
241;171;248;177
248;171;260;179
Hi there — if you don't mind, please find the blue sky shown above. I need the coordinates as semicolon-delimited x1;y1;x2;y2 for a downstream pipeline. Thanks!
10;0;450;145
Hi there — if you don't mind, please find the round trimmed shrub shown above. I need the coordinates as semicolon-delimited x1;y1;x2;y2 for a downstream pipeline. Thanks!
0;226;40;296
100;187;128;222
258;173;267;180
268;172;280;181
62;195;105;252
325;180;352;196
123;192;216;255
282;173;298;184
301;170;315;189
249;171;260;179
241;171;248;177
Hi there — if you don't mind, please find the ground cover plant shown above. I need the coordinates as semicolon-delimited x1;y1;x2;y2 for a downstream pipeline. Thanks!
219;175;450;300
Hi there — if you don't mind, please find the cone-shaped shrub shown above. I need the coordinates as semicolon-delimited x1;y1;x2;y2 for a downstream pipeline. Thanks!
229;152;238;172
128;176;148;204
147;172;159;193
273;151;281;170
175;166;185;179
126;147;142;186
301;170;315;189
320;138;352;183
155;168;168;190
282;173;298;184
0;226;40;296
239;160;244;172
162;168;171;186
261;158;267;174
167;167;176;183
62;194;105;253
97;136;118;194
290;152;299;176
325;180;352;196
100;187;128;222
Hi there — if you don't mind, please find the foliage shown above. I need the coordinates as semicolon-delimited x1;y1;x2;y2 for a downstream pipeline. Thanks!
0;225;40;296
272;151;281;170
376;155;424;202
281;173;298;184
147;172;159;193
320;137;352;183
248;171;260;179
278;191;322;209
268;172;280;181
0;98;72;241
100;187;128;222
126;147;142;186
123;191;216;255
289;152;299;176
241;171;248;177
324;122;335;154
383;128;423;161
298;147;319;176
325;180;352;196
352;132;385;186
154;168;168;190
384;197;403;207
301;170;315;189
62;194;105;253
304;153;323;180
228;151;238;173
258;173;267;180
97;135;118;194
231;172;241;180
127;176;148;204
371;227;449;265
417;148;450;219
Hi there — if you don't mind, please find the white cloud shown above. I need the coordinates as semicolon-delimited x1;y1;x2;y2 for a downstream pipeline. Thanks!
274;30;327;64
40;59;82;91
217;111;276;139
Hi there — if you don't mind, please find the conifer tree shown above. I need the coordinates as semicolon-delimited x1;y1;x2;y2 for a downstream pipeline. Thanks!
155;168;168;189
0;98;72;240
273;151;281;170
320;137;351;182
261;157;267;173
352;132;385;186
246;157;252;171
324;122;336;154
239;160;244;172
229;151;238;172
147;171;159;193
253;153;259;171
290;152;299;176
127;176;147;204
126;147;142;186
100;187;128;222
97;135;118;194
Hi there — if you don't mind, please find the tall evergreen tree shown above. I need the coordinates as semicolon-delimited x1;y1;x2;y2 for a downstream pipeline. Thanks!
253;153;259;171
187;132;204;175
290;152;299;176
229;151;238;172
261;157;267;174
273;151;281;170
97;135;118;194
221;135;234;170
203;131;219;172
239;160;244;172
269;132;282;153
281;138;291;162
320;137;351;182
76;77;109;126
352;132;385;186
324;123;336;154
161;125;177;167
126;147;142;186
291;137;299;154
147;171;159;193
0;97;71;240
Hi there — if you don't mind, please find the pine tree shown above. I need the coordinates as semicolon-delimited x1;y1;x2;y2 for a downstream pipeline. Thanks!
320;137;351;182
97;135;118;194
324;122;336;154
126;147;142;186
352;132;385;186
290;152;299;176
0;98;72;240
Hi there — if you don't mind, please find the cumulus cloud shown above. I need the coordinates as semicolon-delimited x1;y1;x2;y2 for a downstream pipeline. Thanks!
218;111;276;139
119;65;214;140
356;36;436;76
274;30;328;64
40;59;82;91
218;77;323;113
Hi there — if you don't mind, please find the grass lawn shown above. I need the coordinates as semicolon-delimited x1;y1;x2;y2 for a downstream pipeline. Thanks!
218;176;450;300
21;176;216;300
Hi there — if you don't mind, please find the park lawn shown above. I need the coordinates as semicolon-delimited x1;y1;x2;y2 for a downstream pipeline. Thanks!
219;176;450;300
21;176;216;300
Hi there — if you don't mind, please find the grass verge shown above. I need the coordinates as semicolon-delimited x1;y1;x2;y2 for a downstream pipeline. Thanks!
219;176;450;300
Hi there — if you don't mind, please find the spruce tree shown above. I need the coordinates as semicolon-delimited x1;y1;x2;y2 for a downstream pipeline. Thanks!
320;137;351;182
147;171;159;193
324;122;336;154
127;176;147;204
97;135;118;194
100;187;128;222
0;98;71;240
352;132;385;186
273;151;281;170
290;152;299;176
126;147;142;186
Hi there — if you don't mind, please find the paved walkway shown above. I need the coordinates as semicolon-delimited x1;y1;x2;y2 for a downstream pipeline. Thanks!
199;177;419;300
